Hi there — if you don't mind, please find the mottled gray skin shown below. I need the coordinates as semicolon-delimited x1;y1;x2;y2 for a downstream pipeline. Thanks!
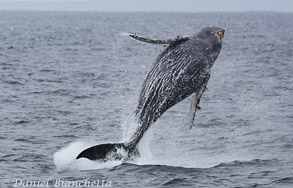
126;27;225;152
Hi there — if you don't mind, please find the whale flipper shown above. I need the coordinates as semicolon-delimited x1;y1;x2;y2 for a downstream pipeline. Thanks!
190;74;210;129
129;33;190;45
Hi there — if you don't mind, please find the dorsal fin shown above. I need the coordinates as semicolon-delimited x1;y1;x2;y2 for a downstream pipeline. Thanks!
129;33;190;45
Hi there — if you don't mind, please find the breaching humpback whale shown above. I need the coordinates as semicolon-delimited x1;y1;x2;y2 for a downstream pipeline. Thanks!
76;27;225;161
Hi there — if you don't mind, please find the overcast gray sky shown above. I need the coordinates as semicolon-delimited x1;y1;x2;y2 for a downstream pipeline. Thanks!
0;0;292;12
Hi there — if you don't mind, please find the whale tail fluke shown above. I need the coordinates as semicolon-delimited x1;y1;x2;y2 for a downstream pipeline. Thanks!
76;143;126;161
76;142;139;161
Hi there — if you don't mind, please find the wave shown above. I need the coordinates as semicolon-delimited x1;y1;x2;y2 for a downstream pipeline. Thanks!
213;158;279;168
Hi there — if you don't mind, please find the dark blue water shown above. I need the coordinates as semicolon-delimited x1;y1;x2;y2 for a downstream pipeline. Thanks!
0;11;292;188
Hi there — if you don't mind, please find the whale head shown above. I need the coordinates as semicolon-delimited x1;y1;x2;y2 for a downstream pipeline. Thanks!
197;27;225;43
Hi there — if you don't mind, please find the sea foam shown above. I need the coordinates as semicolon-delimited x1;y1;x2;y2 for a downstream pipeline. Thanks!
53;141;123;171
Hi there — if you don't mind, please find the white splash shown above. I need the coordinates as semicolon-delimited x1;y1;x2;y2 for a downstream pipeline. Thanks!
120;114;138;143
133;127;153;165
53;141;122;171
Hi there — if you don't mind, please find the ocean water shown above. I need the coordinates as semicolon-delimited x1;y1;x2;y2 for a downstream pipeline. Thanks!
0;11;292;188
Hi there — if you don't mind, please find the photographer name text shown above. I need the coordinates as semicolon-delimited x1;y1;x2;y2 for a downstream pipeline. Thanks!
1;179;112;187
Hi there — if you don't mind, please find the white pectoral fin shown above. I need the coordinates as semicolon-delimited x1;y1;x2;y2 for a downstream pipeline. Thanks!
189;89;204;129
129;33;170;44
190;93;198;129
189;74;210;129
129;33;190;45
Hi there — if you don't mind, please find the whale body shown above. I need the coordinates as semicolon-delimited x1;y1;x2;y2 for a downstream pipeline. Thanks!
76;27;225;161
